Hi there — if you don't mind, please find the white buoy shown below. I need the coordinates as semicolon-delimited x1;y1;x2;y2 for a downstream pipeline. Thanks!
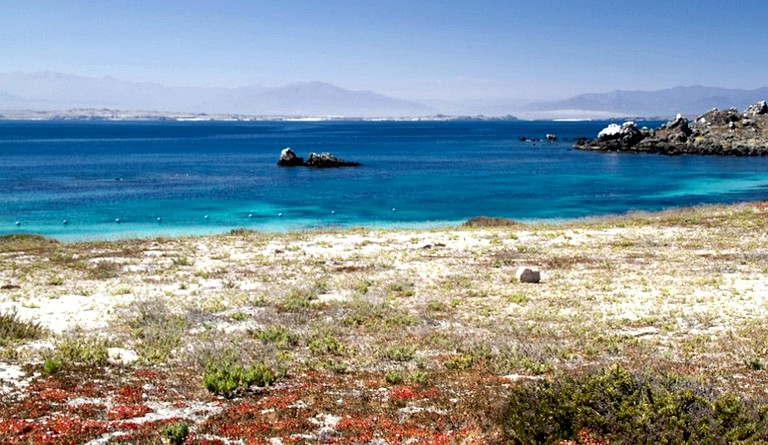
204;215;209;220
248;213;253;218
156;217;162;222
331;210;335;215
62;220;68;225
15;221;20;226
115;218;121;223
392;208;397;212
278;212;283;217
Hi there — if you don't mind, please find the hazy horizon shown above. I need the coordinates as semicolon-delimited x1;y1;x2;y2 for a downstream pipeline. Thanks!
3;0;768;110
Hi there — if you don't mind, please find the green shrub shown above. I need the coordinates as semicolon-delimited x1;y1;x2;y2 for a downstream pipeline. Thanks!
500;364;768;445
203;361;282;397
308;333;346;356
42;357;62;374
444;352;475;370
381;345;416;362
385;370;406;384
0;308;45;344
280;288;318;312
160;421;189;445
54;334;110;365
251;326;298;349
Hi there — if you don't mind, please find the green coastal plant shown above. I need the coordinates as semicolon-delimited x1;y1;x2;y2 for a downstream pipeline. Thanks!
500;364;768;444
0;308;45;344
160;421;189;445
42;356;62;374
251;325;298;349
203;361;282;397
53;333;110;365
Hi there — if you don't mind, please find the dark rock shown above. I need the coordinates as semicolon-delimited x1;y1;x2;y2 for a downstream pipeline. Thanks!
277;147;304;166
277;147;360;168
746;100;768;116
305;152;361;168
574;101;768;156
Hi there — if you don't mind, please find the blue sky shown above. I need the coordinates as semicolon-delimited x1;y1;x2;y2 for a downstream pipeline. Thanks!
2;0;768;103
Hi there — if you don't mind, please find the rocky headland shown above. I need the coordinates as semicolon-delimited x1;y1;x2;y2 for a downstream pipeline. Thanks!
575;100;768;155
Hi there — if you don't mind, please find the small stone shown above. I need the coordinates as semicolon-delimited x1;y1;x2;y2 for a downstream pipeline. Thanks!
516;267;541;283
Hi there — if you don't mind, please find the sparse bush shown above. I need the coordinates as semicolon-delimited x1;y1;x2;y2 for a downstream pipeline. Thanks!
0;233;59;253
0;308;45;344
462;216;524;228
251;326;298;349
500;364;768;445
409;371;429;385
386;370;406;384
126;298;187;364
280;288;318;312
54;333;110;365
444;352;475;370
88;260;121;280
230;311;248;321
308;332;346;356
381;345;416;362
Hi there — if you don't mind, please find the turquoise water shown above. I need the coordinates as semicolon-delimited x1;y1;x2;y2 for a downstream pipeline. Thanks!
1;120;767;241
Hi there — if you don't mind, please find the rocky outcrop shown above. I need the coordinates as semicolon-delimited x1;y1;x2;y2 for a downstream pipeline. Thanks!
277;147;304;166
305;152;361;168
277;147;360;168
574;101;768;156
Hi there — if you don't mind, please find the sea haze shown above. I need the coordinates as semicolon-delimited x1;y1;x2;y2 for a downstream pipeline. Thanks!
1;120;768;240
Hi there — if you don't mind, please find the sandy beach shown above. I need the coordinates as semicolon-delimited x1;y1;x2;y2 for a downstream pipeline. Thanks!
2;202;768;443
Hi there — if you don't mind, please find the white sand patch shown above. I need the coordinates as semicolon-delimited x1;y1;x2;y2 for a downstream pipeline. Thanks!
0;363;36;396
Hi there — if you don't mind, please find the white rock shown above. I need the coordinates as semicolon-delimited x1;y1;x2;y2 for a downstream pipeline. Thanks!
597;123;622;138
516;267;541;283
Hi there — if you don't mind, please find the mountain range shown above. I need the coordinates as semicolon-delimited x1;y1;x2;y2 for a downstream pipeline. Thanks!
1;72;768;119
524;85;768;119
0;72;433;118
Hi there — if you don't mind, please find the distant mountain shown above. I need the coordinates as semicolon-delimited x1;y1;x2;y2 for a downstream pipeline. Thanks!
0;72;434;117
526;86;768;119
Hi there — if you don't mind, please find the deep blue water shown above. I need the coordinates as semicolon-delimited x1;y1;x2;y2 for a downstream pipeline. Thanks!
1;119;768;240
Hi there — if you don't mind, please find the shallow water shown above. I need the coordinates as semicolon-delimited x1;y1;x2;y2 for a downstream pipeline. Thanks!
1;119;767;240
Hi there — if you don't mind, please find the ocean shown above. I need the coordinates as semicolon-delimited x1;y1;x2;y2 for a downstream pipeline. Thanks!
1;119;767;241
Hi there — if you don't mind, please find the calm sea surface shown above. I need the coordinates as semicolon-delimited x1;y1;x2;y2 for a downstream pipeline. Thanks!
1;120;767;240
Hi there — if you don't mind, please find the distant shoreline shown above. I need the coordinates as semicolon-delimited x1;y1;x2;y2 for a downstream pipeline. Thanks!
0;108;523;122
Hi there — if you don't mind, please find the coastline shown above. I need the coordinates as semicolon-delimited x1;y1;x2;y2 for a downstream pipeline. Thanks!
2;201;768;442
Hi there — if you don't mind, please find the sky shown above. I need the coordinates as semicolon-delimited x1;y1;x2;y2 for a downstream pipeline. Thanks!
3;0;768;105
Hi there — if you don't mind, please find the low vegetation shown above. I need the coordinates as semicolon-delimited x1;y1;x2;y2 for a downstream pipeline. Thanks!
1;202;768;443
502;365;768;444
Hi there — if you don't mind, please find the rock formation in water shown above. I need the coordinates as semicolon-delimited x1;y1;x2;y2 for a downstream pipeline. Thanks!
277;147;305;166
574;101;768;156
277;147;361;167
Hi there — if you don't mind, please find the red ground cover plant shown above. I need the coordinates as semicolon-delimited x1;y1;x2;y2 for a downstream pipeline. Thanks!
1;365;509;444
107;404;151;420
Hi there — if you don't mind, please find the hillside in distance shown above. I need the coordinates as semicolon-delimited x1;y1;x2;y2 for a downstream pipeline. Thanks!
525;85;768;119
0;72;434;118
